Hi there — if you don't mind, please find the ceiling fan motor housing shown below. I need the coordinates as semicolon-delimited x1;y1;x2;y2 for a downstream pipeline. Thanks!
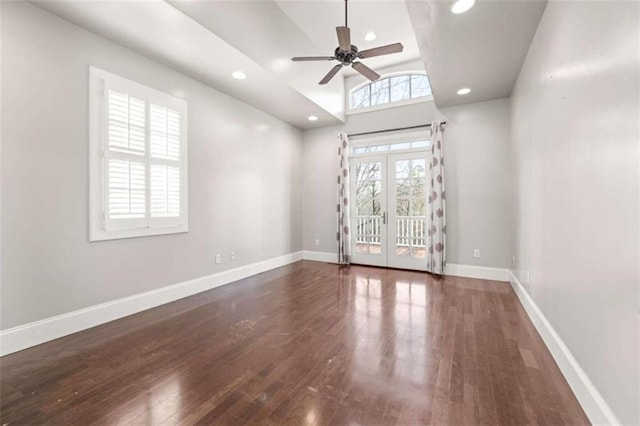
335;45;359;65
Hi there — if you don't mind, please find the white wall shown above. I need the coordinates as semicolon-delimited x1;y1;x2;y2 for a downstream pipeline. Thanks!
440;98;510;268
510;1;639;423
302;97;511;269
1;2;303;330
302;125;343;254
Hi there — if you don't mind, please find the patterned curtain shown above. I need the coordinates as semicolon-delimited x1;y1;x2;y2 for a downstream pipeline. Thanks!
427;122;446;274
337;133;351;264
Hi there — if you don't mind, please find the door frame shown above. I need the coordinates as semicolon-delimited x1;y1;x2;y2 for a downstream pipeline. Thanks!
348;130;431;271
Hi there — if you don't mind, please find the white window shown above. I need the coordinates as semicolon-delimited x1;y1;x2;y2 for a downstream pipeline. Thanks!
350;129;432;156
350;73;432;112
89;67;188;241
352;139;431;155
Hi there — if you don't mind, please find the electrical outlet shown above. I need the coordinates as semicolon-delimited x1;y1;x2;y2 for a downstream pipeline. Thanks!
512;255;516;265
315;238;320;246
215;254;221;264
230;251;236;261
473;249;480;258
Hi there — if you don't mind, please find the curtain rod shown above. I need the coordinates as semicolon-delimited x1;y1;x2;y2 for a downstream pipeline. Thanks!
347;122;447;138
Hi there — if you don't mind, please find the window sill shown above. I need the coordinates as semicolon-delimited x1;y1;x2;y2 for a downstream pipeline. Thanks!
346;96;434;116
89;223;188;242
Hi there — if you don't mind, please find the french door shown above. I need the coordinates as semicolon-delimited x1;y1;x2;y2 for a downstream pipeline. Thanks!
350;151;429;271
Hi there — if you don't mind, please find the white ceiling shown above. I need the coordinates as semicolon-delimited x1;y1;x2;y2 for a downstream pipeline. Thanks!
167;0;348;120
275;0;422;75
31;0;547;128
406;0;547;108
31;0;346;129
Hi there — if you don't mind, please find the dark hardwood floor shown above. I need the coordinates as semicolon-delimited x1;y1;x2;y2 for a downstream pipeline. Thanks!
0;260;588;425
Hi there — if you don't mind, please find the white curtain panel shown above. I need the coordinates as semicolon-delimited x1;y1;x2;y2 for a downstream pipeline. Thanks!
337;133;351;264
427;122;446;274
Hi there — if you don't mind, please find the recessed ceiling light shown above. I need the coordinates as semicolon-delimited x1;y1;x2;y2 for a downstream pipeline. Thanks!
364;31;376;41
457;87;471;95
308;115;319;121
232;71;247;80
451;0;475;14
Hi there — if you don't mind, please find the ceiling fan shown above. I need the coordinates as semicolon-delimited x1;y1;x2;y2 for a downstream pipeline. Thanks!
291;0;404;85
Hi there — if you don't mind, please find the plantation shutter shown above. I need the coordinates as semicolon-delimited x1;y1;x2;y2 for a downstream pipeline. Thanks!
104;82;148;232
148;100;184;228
102;78;187;232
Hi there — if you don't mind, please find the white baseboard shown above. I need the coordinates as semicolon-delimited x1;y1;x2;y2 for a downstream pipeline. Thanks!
509;271;620;426
302;251;509;282
445;263;509;281
0;251;303;357
302;250;338;263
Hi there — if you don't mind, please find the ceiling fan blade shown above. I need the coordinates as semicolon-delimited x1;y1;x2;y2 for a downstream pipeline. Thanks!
336;26;351;51
291;56;336;61
319;64;343;85
352;62;381;82
358;42;404;59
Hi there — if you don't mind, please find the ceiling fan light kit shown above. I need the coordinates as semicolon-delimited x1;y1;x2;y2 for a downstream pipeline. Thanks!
291;0;404;85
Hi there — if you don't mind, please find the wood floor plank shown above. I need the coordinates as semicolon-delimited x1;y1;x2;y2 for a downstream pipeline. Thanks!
0;261;589;425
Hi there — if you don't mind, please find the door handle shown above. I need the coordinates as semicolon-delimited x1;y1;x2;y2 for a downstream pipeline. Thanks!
382;211;387;225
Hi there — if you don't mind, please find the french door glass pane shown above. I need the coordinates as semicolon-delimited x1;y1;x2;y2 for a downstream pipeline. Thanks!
411;199;425;216
396;199;410;215
356;236;369;253
412;179;426;197
412;159;426;177
396;160;410;178
393;157;428;261
356;161;383;256
356;162;381;180
357;200;372;215
372;198;382;215
396;179;411;197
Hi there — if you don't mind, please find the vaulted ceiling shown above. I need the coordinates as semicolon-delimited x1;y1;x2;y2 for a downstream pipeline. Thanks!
32;0;547;128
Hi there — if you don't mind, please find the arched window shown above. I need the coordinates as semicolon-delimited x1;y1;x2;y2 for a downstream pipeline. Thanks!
350;73;432;111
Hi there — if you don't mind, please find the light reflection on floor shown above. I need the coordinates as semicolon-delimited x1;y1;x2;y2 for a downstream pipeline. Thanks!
108;373;184;425
352;272;430;389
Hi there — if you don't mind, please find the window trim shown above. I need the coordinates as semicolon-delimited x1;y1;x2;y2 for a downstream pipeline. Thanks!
89;66;189;242
347;71;433;115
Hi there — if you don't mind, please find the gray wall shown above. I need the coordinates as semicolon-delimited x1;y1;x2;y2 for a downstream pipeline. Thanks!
510;1;639;423
302;98;511;269
302;125;344;254
1;2;303;330
440;98;510;268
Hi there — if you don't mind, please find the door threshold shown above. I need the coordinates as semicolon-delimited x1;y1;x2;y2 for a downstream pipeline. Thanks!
349;262;440;276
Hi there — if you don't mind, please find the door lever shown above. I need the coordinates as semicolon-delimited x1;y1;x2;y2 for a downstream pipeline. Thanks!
382;211;387;225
